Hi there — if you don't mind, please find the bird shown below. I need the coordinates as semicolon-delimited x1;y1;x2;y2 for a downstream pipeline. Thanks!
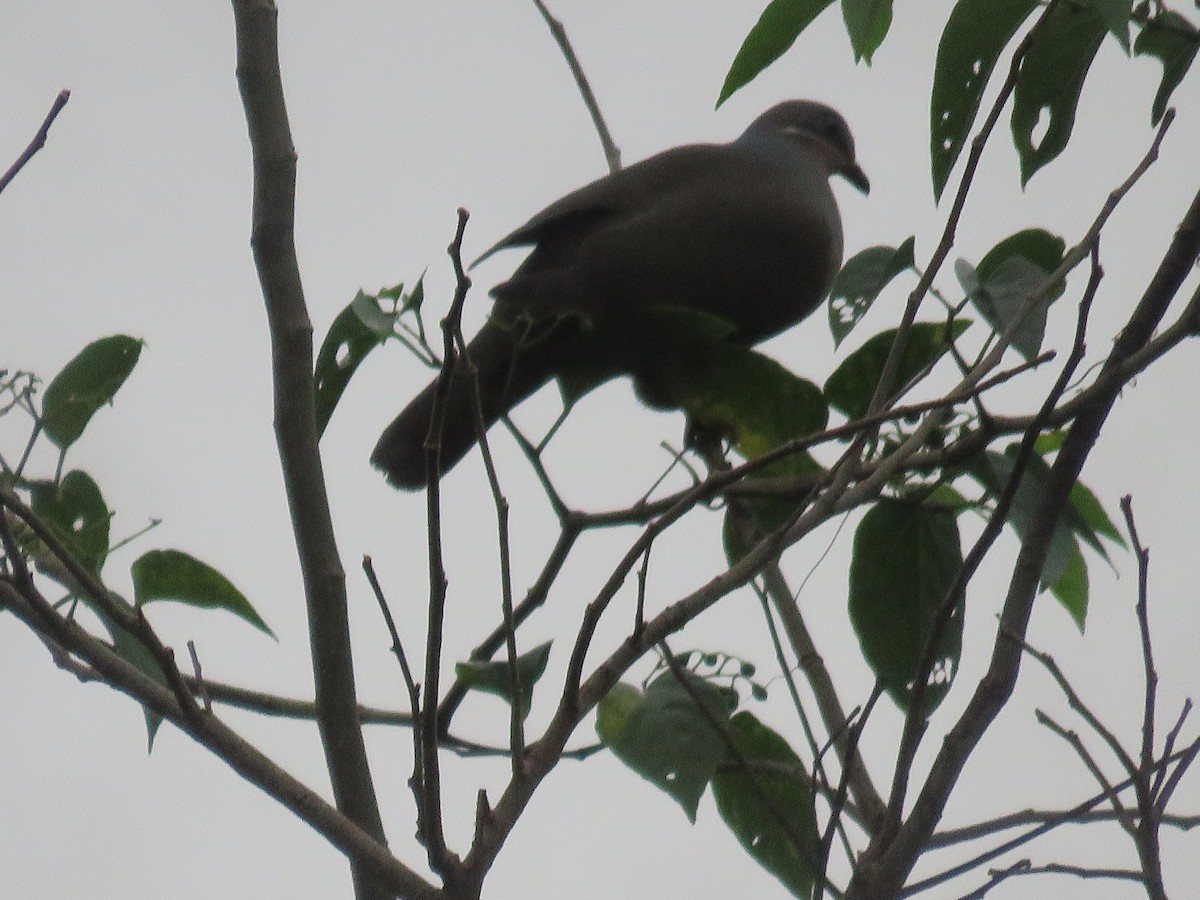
372;99;869;489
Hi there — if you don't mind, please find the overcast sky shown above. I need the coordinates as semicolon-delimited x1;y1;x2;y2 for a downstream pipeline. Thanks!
3;3;1198;898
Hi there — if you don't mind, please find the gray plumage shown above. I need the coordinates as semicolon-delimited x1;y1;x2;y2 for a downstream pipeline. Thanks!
372;99;868;489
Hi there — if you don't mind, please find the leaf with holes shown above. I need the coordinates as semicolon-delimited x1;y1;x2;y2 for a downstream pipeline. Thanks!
931;0;1037;200
849;498;964;711
828;238;915;347
1012;2;1107;185
29;471;111;577
597;669;737;822
315;289;400;437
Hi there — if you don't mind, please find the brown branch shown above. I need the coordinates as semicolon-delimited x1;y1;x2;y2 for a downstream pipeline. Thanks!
229;3;387;897
0;89;70;195
761;561;888;831
864;1;1062;422
530;0;620;173
849;163;1200;900
0;578;439;900
1;487;200;718
1121;495;1169;898
890;243;1102;820
907;746;1200;894
436;521;581;732
416;208;473;882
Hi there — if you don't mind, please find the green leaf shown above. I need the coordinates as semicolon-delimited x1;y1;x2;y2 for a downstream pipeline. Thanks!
131;549;274;638
1067;480;1125;559
315;290;399;438
931;0;1038;200
29;471;111;576
975;228;1067;286
41;336;143;448
968;445;1101;627
824;320;970;421
1081;0;1133;51
596;669;738;822
1012;2;1107;185
454;641;551;719
112;626;168;751
958;228;1066;360
684;354;828;460
849;498;965;710
718;0;835;105
713;712;819;898
1033;430;1067;454
1134;10;1200;125
842;0;894;63
828;238;916;347
972;448;1076;588
1049;537;1089;631
612;306;829;457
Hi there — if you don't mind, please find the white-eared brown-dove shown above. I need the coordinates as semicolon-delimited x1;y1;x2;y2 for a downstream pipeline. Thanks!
372;99;868;489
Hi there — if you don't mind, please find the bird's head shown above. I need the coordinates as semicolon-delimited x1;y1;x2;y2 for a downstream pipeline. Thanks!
742;99;870;194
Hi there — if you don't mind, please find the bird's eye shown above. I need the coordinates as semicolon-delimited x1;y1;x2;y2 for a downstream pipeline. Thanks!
818;115;844;140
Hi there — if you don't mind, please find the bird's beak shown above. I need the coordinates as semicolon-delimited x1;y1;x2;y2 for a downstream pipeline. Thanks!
842;162;870;194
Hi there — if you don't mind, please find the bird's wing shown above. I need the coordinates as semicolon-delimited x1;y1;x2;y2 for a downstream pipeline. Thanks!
470;143;732;267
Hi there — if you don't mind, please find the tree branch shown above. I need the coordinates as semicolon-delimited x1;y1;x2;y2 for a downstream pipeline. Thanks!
229;3;387;897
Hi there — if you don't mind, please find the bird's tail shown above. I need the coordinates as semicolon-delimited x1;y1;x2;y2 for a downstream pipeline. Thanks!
370;318;564;489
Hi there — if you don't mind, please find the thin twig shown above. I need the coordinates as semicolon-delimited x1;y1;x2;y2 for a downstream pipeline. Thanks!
0;89;70;195
362;555;419;716
529;0;620;173
0;577;438;900
416;208;473;878
1036;711;1137;836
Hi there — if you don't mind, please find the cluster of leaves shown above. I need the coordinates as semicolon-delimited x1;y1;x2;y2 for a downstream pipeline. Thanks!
311;196;1128;900
1;338;271;742
723;0;1197;192
349;2;1180;894
597;654;821;898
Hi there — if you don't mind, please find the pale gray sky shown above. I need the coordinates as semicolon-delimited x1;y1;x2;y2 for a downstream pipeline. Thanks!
3;3;1198;898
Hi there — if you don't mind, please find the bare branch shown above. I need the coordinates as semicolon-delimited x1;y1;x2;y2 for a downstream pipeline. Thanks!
530;0;621;173
0;89;70;195
230;4;386;896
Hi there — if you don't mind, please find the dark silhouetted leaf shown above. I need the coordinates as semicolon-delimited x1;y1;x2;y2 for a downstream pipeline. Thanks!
1082;0;1133;51
41;336;142;448
849;498;964;710
713;712;819;898
1012;3;1106;185
824;320;970;421
843;0;894;63
828;238;915;347
931;0;1037;199
718;0;835;105
1134;10;1200;124
957;228;1065;360
968;446;1101;630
